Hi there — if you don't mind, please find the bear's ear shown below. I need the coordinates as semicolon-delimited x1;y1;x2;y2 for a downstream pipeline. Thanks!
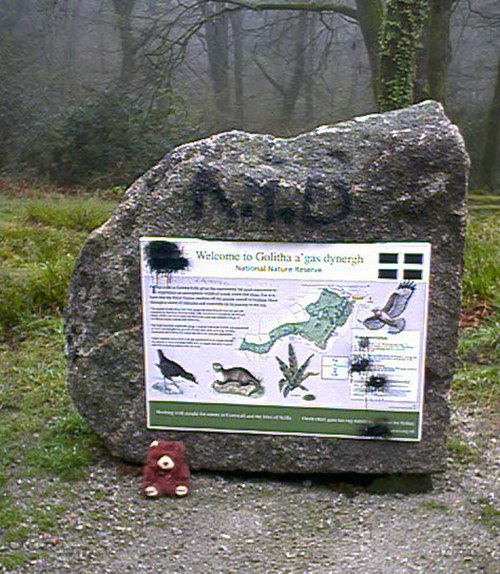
157;455;175;470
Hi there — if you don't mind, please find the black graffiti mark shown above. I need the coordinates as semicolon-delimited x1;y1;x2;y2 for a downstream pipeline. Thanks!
326;149;349;163
191;168;237;219
261;179;279;222
241;177;283;222
146;241;189;273
358;420;392;438
350;357;371;373
189;169;352;225
302;174;351;225
366;375;387;390
239;178;256;219
262;153;286;165
277;206;296;224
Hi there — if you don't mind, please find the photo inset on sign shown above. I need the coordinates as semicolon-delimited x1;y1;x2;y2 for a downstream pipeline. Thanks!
140;239;431;441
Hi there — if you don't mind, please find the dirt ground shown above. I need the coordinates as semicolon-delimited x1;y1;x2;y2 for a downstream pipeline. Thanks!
2;408;498;574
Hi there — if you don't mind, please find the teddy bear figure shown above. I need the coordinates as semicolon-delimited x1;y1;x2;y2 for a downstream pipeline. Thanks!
141;440;190;498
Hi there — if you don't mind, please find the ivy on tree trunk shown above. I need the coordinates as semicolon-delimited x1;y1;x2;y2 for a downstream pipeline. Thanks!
378;0;428;112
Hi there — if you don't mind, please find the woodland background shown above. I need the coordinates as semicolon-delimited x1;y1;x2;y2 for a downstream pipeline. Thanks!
0;0;499;191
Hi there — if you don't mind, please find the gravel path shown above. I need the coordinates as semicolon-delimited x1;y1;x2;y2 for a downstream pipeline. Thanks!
2;408;498;574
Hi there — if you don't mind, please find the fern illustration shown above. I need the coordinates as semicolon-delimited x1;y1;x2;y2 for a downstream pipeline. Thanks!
276;344;318;398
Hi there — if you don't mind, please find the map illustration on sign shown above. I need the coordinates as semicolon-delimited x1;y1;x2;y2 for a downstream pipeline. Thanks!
140;239;431;441
240;288;353;353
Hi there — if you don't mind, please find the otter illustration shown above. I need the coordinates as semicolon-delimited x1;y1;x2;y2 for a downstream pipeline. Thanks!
212;362;263;396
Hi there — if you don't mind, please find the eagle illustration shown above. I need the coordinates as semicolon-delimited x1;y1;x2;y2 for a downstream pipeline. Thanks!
362;281;416;334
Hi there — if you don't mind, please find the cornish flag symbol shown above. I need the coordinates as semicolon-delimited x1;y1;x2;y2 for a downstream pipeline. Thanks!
378;252;424;281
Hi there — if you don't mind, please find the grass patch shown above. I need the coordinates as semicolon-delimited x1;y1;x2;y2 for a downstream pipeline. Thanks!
462;214;499;305
446;438;480;464
452;364;499;409
25;411;100;481
478;499;500;531
452;311;499;409
422;500;449;511
0;492;68;571
0;188;111;495
0;551;28;571
0;497;30;570
0;315;102;476
469;204;500;212
451;212;500;411
0;256;75;333
468;194;500;203
468;194;500;212
22;195;116;232
0;192;118;337
0;500;26;533
0;313;101;564
458;312;499;364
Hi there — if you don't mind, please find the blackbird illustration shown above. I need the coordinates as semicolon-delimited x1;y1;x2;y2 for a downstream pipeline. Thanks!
156;350;197;392
362;281;416;334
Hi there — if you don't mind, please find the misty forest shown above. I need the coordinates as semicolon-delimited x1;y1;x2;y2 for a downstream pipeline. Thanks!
0;0;499;191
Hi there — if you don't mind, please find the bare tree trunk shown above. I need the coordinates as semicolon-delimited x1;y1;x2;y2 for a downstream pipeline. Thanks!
354;0;383;104
279;11;308;130
111;0;137;85
203;2;231;120
67;0;83;67
425;0;454;105
230;10;245;127
304;12;315;125
478;54;500;192
96;0;108;78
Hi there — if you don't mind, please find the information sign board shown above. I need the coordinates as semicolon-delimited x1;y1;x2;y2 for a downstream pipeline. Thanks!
140;239;431;440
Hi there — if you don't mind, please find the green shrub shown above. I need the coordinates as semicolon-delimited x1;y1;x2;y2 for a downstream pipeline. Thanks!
23;89;199;186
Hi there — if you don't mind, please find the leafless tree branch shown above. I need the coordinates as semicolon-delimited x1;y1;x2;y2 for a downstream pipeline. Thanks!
211;0;358;21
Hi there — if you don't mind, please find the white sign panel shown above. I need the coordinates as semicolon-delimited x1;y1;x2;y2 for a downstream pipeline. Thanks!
140;239;431;440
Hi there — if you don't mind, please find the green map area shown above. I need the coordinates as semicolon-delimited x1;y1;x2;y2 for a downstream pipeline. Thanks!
240;288;353;354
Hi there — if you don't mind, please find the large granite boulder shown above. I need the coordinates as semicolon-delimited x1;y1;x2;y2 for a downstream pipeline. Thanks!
64;101;468;473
